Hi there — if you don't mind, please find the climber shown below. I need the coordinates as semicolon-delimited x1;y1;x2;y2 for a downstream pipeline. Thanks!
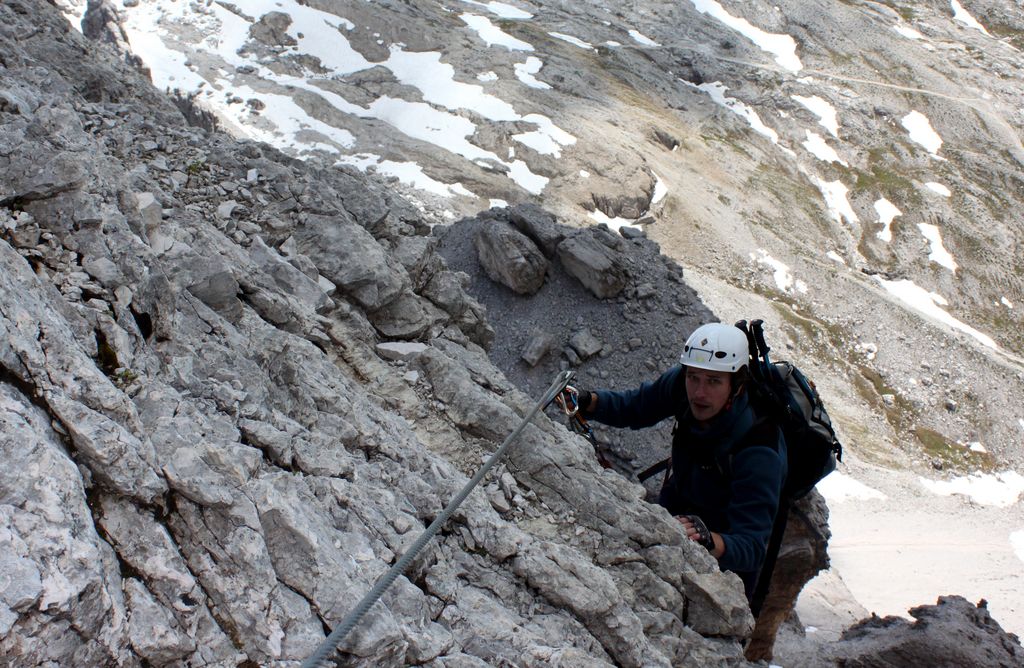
562;322;787;602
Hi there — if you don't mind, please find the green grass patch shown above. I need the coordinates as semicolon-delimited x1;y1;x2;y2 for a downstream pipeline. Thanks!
851;164;916;199
914;427;996;473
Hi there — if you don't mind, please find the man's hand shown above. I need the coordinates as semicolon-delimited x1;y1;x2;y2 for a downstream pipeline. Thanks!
554;386;593;415
678;515;725;558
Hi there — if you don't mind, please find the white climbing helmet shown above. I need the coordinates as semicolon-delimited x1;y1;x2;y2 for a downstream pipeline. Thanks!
680;323;749;373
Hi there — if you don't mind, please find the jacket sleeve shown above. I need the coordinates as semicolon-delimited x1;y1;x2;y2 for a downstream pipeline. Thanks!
717;440;786;574
589;365;683;430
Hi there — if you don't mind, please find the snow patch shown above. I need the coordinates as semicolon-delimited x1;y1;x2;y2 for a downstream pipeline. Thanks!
876;278;997;349
549;32;595;50
950;0;990;35
629;29;660;47
827;251;846;264
917;223;958;272
894;25;926;40
815;179;859;226
514;57;551;89
1001;297;1014;309
461;13;533;50
817;472;886;503
336;155;475;198
803;130;846;165
689;81;779;143
1011;531;1024;564
751;250;807;294
512;114;577;157
925;182;952;197
902;110;943;156
385;47;519;121
459;0;533;19
874;198;902;243
652;172;668;204
588;208;641;234
507;160;548;195
792;95;839;137
919;471;1024;508
690;0;802;72
477;71;499;82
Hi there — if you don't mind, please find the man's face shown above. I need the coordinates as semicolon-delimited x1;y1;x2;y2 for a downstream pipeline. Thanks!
685;367;733;423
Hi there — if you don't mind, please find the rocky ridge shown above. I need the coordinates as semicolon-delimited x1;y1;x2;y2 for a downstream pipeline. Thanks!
0;2;752;665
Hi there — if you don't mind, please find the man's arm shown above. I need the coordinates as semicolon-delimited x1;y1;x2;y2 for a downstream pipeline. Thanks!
584;365;684;429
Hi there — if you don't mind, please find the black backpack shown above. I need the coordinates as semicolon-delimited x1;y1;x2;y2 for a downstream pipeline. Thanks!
738;319;842;499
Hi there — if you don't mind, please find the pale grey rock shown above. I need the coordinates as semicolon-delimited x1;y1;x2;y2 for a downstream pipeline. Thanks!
0;385;129;666
520;332;556;367
390;234;441;289
507;203;565;257
556;231;629;299
422;270;494;348
473;222;548;295
217;200;238;219
135;191;162;234
1;148;88;205
293;213;408;311
47;393;167;504
186;269;243;322
0;4;828;665
369;291;449;340
124;578;196;664
0;554;42;634
376;341;429;361
0;88;39;116
81;254;122;286
249;236;332;314
568;328;603;360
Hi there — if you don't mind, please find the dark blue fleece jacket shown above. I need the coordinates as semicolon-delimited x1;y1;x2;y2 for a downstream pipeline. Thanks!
590;365;787;598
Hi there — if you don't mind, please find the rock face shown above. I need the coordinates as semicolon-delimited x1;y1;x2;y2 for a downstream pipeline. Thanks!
746;490;831;662
556;228;630;299
824;596;1024;667
472;221;549;295
0;2;757;666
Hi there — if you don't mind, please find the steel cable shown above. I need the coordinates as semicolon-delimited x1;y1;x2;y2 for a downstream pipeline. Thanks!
300;369;574;668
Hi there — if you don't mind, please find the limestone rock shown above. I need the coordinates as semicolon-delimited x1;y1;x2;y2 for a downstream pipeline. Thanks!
249;237;332;314
473;222;548;295
376;341;429;361
293;213;408;312
520;332;556;367
827;596;1024;666
369;291;449;340
568;328;603;360
508;203;565;257
556;230;629;299
746;490;831;662
0;3;854;666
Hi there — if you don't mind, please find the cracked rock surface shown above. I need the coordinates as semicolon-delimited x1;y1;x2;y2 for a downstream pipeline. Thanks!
0;2;752;665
